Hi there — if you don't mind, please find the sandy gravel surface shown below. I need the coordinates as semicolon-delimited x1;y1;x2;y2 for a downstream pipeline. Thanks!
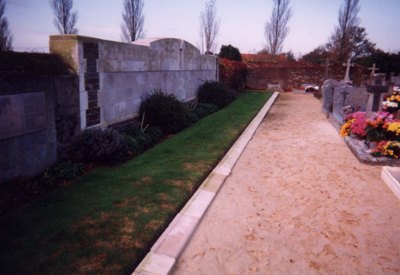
173;93;400;275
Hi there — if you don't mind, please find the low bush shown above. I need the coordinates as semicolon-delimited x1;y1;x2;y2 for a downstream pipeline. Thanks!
121;125;164;155
39;161;86;187
193;103;220;119
197;81;237;108
73;129;128;164
139;90;191;134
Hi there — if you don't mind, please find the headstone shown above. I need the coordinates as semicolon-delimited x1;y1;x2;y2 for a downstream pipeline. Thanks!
332;84;368;123
0;92;47;140
342;58;354;83
366;73;389;113
322;79;339;114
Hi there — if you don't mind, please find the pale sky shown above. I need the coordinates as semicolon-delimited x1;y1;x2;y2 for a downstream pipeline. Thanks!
5;0;400;57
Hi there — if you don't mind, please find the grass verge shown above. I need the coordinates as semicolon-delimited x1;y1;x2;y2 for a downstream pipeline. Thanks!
0;91;272;274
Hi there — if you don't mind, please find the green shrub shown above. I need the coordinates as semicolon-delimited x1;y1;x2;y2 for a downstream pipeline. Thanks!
145;126;164;145
73;129;128;164
193;103;220;119
121;124;164;155
197;81;237;108
139;90;190;134
218;44;242;61
39;161;85;187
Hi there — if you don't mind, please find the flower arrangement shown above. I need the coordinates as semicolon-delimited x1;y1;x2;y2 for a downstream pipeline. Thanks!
383;87;400;113
346;112;367;138
340;118;354;137
372;141;400;159
365;111;393;142
339;89;400;160
385;121;400;141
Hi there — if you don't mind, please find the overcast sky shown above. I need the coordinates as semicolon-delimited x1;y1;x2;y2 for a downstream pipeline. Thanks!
5;0;400;57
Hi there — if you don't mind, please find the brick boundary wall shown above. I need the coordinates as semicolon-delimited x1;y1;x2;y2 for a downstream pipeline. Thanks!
244;60;370;90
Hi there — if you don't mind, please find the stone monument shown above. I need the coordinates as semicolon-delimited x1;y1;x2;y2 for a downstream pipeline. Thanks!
366;73;389;114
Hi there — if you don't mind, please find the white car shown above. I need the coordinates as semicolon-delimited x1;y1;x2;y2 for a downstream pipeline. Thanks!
301;83;319;93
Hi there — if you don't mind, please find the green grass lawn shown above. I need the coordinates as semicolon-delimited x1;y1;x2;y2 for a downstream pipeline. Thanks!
0;91;272;274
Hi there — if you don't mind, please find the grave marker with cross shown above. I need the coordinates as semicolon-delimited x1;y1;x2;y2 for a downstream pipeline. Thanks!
369;63;379;77
322;57;331;80
342;58;354;83
341;87;350;106
366;74;388;113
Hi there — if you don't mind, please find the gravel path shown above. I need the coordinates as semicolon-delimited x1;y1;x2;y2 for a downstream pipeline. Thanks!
172;93;400;275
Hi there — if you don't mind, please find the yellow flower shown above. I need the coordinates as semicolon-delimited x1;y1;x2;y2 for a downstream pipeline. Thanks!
339;119;354;137
386;122;400;135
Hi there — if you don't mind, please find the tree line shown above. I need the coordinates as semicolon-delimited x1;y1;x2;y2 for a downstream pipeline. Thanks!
0;0;398;75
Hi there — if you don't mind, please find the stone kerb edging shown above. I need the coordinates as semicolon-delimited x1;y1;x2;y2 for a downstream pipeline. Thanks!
132;92;279;275
381;167;400;199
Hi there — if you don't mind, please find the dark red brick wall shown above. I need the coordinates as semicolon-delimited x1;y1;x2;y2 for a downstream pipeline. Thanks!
245;61;370;90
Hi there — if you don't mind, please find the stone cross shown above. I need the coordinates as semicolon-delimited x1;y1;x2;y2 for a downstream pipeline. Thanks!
323;58;331;80
369;63;379;77
366;84;388;112
341;88;350;106
342;58;354;83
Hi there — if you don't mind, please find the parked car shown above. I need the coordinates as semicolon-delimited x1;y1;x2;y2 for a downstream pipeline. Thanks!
301;83;319;93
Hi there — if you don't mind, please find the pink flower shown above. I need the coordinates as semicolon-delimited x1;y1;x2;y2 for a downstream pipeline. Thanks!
349;112;367;137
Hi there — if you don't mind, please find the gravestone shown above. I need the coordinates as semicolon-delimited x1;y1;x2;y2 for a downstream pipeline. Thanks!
331;84;368;124
322;79;339;114
366;73;389;114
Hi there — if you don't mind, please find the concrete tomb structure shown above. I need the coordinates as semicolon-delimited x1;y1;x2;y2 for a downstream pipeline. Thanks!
50;35;218;130
1;36;217;182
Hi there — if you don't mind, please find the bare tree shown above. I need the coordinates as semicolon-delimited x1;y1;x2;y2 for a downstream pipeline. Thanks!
49;0;78;34
121;0;144;42
265;0;292;57
0;0;12;51
327;0;360;61
199;0;220;54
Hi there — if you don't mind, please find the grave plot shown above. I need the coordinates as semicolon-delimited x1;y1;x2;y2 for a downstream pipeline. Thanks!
322;59;400;165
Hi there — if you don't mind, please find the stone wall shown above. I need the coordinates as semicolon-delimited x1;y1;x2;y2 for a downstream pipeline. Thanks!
0;71;79;182
50;35;218;129
246;61;370;90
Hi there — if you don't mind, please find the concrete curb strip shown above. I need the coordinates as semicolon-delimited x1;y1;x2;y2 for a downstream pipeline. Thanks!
381;166;400;199
133;92;279;275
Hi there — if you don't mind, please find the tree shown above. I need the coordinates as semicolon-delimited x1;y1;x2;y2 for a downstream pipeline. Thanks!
121;0;144;42
0;0;12;51
264;0;292;57
218;44;242;61
358;49;400;77
302;45;330;64
200;0;220;54
326;0;360;62
49;0;78;34
286;50;295;61
348;26;376;58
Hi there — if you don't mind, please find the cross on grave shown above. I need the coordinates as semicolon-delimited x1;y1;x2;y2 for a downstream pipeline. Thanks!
322;58;331;80
366;84;388;112
341;88;350;106
369;63;379;77
342;58;354;83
